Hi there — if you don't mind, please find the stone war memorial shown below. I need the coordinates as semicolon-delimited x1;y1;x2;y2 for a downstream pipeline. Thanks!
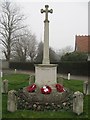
22;5;70;104
7;5;84;115
35;5;57;87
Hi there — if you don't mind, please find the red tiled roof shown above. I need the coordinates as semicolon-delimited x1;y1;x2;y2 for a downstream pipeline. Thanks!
75;35;90;53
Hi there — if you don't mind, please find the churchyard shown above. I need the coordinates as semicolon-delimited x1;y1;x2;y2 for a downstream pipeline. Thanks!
2;73;89;119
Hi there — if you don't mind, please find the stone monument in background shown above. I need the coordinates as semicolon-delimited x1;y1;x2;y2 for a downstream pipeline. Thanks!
35;5;57;87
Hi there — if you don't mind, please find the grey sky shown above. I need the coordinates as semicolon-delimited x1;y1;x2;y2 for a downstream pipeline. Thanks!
0;0;88;58
13;0;88;50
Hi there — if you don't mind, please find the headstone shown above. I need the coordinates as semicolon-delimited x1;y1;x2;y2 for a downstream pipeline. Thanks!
68;73;70;80
83;81;90;95
2;80;8;93
73;91;83;115
7;90;17;112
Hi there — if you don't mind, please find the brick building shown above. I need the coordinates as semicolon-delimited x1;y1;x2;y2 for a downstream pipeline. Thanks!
75;35;90;60
75;35;90;53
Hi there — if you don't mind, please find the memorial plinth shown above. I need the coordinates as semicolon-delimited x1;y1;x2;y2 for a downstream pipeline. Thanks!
35;64;57;87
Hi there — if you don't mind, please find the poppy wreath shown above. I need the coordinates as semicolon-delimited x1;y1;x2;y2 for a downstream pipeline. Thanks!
56;84;65;92
41;85;52;94
27;84;36;92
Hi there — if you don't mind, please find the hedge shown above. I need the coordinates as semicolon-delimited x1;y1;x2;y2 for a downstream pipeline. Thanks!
9;61;89;76
57;61;88;76
9;62;35;71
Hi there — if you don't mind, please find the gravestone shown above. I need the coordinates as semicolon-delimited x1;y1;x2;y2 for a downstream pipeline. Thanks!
73;91;83;115
35;5;57;87
7;90;17;112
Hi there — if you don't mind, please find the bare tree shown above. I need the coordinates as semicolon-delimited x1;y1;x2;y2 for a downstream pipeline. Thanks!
12;30;37;62
0;0;25;61
12;37;28;62
27;34;37;62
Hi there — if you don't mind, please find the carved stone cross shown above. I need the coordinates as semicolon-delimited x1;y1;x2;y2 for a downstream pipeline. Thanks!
41;5;53;64
41;5;53;22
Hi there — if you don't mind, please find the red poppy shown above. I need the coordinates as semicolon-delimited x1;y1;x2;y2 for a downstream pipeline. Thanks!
56;84;65;92
27;84;36;92
41;85;52;94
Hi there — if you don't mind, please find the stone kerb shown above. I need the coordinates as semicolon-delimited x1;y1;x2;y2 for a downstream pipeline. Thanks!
73;91;83;115
7;90;17;112
83;81;89;95
2;79;8;93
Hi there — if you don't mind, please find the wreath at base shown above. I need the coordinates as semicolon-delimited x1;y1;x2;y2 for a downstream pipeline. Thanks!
26;83;65;94
56;84;65;92
27;84;36;92
41;85;52;94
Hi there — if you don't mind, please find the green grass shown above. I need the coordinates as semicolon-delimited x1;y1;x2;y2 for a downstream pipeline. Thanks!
2;73;89;119
2;73;29;90
63;79;83;92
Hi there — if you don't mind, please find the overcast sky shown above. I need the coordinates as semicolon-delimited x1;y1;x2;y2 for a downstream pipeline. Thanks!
0;0;88;58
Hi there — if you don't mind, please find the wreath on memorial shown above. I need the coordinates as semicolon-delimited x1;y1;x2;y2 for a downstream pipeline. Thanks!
26;84;65;94
41;85;52;94
27;84;36;92
55;84;65;92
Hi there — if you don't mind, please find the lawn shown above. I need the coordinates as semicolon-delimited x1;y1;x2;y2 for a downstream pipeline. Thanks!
2;73;89;119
